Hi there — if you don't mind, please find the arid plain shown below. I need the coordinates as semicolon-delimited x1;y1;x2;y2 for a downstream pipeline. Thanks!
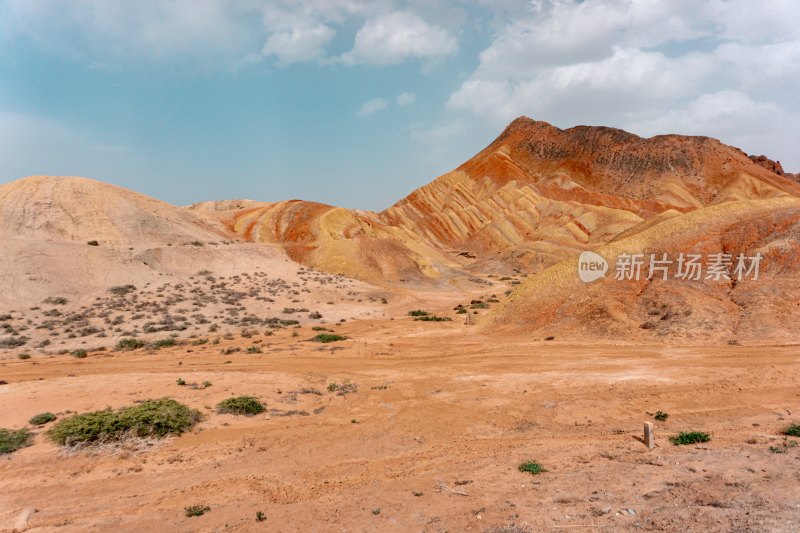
1;118;799;532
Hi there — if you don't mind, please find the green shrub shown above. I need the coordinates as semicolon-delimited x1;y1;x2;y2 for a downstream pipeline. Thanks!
216;396;265;416
185;504;210;517
518;461;545;475
669;431;710;445
191;338;208;346
117;338;145;350
71;349;88;358
246;346;262;354
312;333;348;343
414;315;452;322
18;353;31;360
176;378;186;386
48;398;201;446
408;310;430;317
654;411;669;421
29;412;57;426
783;423;800;437
0;428;33;454
152;338;176;349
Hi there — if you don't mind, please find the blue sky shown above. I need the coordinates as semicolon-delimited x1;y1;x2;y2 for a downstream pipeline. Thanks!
1;1;799;210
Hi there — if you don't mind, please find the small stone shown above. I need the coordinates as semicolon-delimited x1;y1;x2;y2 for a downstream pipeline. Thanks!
627;509;636;515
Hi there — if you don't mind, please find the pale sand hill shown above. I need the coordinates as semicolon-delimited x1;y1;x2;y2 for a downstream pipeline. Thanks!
0;175;228;244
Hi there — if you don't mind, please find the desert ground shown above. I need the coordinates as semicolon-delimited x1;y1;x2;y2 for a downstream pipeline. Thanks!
1;289;799;532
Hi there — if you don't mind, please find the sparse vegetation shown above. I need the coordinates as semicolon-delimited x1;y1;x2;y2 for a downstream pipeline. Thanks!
783;423;800;437
408;310;430;317
48;398;202;446
414;315;452;322
87;240;99;246
256;511;266;522
246;346;262;354
71;349;88;358
669;431;710;445
185;504;210;517
117;338;146;350
191;338;208;346
654;411;669;421
29;412;57;426
518;461;545;475
327;380;357;395
108;284;137;296
152;338;177;349
0;428;33;454
312;333;348;343
43;296;68;305
18;353;31;360
216;396;265;416
176;378;186;386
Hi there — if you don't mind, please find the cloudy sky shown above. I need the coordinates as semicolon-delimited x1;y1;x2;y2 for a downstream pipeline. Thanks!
1;0;798;209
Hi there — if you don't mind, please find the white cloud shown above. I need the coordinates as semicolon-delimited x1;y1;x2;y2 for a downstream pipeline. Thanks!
357;97;388;117
342;11;457;65
0;1;458;68
446;0;800;168
261;24;335;64
396;92;416;106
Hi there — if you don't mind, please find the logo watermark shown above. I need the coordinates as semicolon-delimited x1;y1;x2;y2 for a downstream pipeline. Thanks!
578;252;763;283
578;251;608;283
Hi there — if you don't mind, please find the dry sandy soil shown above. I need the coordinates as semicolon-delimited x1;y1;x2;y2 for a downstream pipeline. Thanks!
1;301;799;532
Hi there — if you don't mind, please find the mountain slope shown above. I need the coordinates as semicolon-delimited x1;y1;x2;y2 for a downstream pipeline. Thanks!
486;196;800;343
381;117;800;273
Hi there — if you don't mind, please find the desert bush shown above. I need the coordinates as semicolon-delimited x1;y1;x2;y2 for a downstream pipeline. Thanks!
191;338;208;346
414;315;452;322
256;511;266;522
108;285;137;297
29;412;57;425
327;380;357;395
408;310;429;317
518;461;545;475
176;378;186;386
43;296;68;305
18;353;31;360
312;333;347;343
783;423;800;437
71;349;88;358
669;431;710;445
117;338;145;350
185;504;210;517
0;336;29;348
0;428;33;454
216;396;265;416
48;398;201;446
87;240;99;246
654;411;669;421
152;338;177;349
246;346;262;354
